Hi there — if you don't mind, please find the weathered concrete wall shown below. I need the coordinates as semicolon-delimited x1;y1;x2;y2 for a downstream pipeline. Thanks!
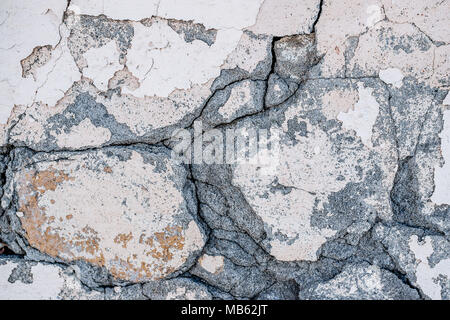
0;0;449;300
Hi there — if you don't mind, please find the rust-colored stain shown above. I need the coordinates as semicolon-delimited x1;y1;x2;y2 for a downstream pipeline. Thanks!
114;232;133;248
16;167;190;281
17;168;105;266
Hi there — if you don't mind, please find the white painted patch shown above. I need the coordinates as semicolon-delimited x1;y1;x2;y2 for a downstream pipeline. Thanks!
72;0;264;29
158;0;264;30
409;235;450;300
71;0;159;21
124;20;242;97
337;83;380;148
379;67;404;88
443;93;450;106
198;254;224;274
232;119;364;261
82;41;122;91
15;150;205;281
0;1;67;124
54;118;112;149
431;110;450;205
0;260;102;300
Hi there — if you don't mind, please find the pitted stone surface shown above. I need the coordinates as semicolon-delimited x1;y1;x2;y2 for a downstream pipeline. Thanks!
0;0;449;301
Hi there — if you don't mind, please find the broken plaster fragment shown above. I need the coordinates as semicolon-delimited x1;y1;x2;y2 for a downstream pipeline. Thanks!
227;78;395;262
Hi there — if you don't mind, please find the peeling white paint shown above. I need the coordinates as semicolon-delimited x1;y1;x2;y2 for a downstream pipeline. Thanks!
431;110;450;205
0;260;102;300
158;0;264;30
409;235;450;300
198;254;224;274
82;40;122;91
165;286;210;300
348;21;435;80
379;68;404;88
72;0;264;30
14;150;205;281
124;20;242;98
70;0;160;21
0;0;67;123
54;118;112;149
337;83;380;148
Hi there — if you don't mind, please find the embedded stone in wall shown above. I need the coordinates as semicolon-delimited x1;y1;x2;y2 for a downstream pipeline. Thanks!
10;146;205;282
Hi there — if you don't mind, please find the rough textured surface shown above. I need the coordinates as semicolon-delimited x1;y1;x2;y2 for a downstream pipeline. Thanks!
0;0;449;300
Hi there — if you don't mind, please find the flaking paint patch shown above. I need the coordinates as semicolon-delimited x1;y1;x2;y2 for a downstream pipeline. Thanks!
54;118;112;149
0;0;66;125
198;254;225;274
231;115;367;261
337;83;380;148
0;260;103;300
379;68;404;88
14;149;205;281
431;110;450;205
248;0;320;36
382;0;449;43
409;235;450;300
347;21;435;80
124;19;242;98
82;40;122;91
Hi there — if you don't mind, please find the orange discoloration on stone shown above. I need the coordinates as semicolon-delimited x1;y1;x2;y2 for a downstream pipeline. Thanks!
17;168;105;266
114;232;133;248
17;171;72;259
103;166;113;173
153;226;185;262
